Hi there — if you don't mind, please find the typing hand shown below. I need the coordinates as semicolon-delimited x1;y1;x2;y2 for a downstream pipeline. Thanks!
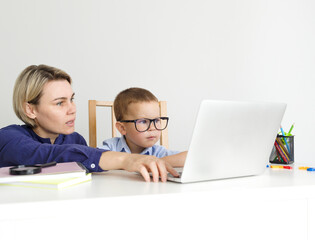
99;151;179;182
124;154;179;182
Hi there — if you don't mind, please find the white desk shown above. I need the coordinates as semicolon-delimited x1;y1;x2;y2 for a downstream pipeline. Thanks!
1;168;315;240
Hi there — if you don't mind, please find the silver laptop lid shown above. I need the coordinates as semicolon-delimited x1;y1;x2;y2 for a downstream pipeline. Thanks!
177;100;286;183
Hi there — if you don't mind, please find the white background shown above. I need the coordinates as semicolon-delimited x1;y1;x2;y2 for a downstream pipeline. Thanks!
0;0;314;165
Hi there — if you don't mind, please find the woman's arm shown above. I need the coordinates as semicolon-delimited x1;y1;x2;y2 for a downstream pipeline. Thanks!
0;125;179;182
0;125;104;172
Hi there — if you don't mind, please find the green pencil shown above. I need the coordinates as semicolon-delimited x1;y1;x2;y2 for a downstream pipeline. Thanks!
288;123;295;135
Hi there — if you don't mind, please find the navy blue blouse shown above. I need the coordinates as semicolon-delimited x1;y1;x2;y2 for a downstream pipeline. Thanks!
0;125;106;172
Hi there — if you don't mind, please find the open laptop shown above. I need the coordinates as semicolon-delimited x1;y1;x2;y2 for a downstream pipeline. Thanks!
168;99;286;183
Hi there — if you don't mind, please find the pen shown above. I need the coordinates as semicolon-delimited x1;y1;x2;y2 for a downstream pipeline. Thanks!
280;125;290;154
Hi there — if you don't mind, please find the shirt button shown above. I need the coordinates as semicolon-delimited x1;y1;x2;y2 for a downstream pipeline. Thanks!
91;163;96;169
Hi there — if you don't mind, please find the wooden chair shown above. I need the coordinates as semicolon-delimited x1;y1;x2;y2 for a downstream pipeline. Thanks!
88;100;169;149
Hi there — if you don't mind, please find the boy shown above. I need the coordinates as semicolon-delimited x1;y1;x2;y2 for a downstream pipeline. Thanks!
99;87;186;167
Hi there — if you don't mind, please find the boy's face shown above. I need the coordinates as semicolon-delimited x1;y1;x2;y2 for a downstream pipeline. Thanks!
117;101;161;154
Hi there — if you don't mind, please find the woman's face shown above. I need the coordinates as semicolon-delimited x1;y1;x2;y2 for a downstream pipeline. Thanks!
30;79;76;143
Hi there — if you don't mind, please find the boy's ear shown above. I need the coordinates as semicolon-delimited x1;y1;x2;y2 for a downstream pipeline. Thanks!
24;102;37;119
115;122;127;135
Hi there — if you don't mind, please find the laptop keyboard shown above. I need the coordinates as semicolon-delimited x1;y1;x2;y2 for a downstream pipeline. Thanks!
168;170;182;179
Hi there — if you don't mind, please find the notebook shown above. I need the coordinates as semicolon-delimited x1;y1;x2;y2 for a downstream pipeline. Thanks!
168;99;286;183
0;162;88;183
1;173;92;189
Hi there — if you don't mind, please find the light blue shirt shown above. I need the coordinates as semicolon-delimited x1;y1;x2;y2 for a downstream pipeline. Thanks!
99;137;179;158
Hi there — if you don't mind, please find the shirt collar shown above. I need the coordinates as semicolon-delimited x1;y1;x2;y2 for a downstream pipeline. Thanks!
118;136;153;155
26;125;64;144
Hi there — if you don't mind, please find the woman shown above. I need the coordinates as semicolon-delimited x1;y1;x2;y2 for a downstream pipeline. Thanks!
0;65;179;182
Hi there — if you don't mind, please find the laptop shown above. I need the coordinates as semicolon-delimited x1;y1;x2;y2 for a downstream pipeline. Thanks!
167;99;286;183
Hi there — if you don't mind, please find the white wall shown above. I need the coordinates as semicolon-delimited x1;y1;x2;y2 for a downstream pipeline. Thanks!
0;0;314;165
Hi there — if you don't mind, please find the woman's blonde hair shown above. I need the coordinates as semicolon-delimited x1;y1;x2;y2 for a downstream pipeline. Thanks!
13;64;72;128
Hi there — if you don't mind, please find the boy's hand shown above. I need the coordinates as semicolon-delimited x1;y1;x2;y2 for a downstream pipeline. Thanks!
124;154;179;182
100;151;179;182
161;151;187;168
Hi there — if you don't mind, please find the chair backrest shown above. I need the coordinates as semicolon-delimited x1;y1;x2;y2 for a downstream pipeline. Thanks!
88;100;169;149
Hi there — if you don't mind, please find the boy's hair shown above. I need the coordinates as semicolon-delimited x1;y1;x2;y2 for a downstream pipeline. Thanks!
114;87;158;121
13;64;72;128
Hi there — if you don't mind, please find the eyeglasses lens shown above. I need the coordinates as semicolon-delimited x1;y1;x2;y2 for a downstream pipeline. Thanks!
135;118;168;132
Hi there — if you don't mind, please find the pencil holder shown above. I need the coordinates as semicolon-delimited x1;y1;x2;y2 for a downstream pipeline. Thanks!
269;135;294;164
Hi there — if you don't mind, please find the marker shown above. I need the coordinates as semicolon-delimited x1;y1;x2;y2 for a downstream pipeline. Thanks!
280;125;290;154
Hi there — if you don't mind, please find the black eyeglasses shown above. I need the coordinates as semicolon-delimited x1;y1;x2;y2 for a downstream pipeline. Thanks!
119;117;169;132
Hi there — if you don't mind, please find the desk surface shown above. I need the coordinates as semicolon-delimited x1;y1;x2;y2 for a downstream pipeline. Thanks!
1;166;315;205
1;167;315;240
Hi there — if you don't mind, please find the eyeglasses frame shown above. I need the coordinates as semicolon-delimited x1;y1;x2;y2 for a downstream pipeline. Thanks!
119;117;169;132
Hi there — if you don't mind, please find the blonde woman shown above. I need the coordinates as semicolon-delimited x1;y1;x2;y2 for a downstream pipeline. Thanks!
0;65;179;182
